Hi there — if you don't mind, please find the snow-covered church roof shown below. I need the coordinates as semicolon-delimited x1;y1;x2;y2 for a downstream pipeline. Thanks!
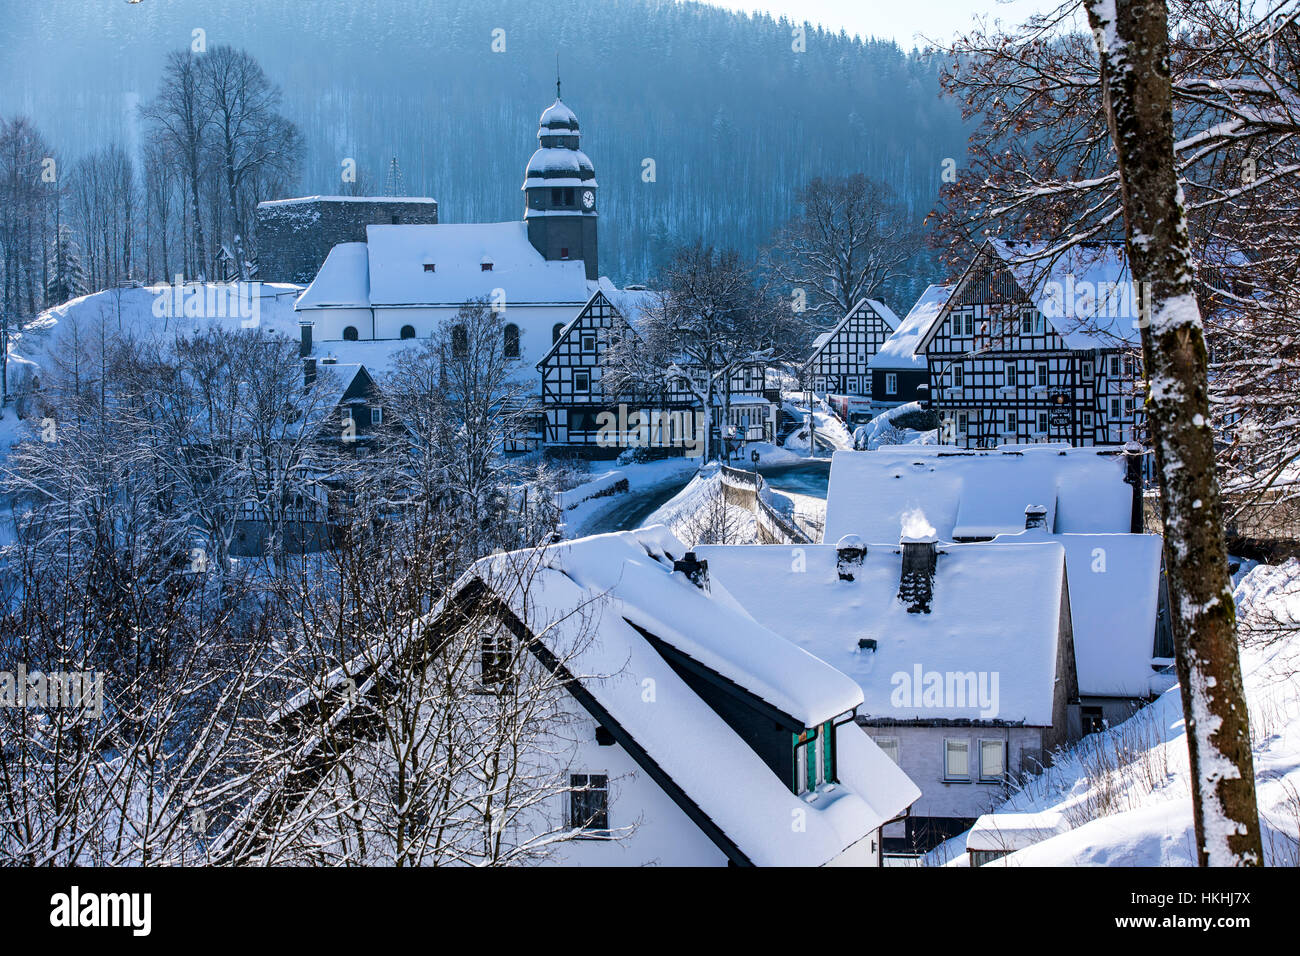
296;222;596;310
698;540;1071;725
870;284;953;372
823;445;1135;544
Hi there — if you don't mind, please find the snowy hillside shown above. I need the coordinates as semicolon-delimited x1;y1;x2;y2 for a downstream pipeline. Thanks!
930;559;1300;866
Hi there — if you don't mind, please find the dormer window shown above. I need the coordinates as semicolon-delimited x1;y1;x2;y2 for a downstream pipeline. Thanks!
481;261;493;272
423;262;436;273
792;721;837;795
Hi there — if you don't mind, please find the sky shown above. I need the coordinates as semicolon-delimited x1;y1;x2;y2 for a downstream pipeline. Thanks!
700;0;1055;47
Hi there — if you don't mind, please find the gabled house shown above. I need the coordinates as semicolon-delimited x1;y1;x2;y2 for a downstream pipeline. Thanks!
218;527;920;866
803;298;900;399
868;284;952;411
698;534;1080;853
919;240;1143;448
536;289;776;457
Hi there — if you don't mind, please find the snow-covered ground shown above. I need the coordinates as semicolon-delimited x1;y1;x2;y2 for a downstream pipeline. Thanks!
642;463;757;546
781;394;855;452
559;458;699;538
928;558;1300;866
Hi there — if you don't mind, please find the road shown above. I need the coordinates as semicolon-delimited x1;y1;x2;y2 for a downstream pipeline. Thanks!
578;470;698;535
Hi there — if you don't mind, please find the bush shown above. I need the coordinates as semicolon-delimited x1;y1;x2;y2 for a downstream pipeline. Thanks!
890;408;940;432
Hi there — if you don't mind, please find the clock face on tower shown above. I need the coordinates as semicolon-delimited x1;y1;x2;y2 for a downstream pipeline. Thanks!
582;190;595;210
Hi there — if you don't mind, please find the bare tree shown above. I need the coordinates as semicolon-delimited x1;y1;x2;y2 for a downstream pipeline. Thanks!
768;174;918;322
1083;0;1262;866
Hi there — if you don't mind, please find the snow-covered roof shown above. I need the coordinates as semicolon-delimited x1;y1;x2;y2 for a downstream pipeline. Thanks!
869;284;953;371
472;527;919;865
967;810;1068;853
297;242;370;309
538;98;579;132
985;239;1138;348
353;222;592;307
257;195;437;208
697;540;1069;725
823;446;1135;543
996;529;1170;698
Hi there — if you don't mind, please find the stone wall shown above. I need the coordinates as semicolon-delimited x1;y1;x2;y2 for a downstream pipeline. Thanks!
256;197;439;284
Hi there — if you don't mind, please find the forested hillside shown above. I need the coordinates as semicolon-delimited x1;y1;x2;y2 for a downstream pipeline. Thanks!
0;0;967;303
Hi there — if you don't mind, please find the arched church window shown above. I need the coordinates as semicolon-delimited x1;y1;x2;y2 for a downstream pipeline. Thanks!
504;324;520;357
451;324;468;356
343;326;359;341
400;325;416;340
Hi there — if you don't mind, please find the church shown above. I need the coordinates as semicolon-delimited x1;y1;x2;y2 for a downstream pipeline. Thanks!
294;90;616;387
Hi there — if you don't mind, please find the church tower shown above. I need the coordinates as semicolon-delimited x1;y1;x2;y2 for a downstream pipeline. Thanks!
523;84;598;280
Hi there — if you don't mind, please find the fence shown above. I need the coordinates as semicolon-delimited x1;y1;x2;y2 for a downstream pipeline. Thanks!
718;464;812;545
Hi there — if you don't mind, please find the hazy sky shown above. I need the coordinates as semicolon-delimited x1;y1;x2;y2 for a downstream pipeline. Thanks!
701;0;1054;47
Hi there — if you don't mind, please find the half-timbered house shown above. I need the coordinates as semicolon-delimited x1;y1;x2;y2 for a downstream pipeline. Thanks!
868;284;952;411
537;289;777;458
919;241;1143;448
802;298;900;398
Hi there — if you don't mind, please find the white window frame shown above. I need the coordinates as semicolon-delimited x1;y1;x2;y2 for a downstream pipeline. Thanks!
944;738;971;782
1004;361;1017;388
1037;362;1049;387
978;739;1006;783
1005;410;1017;433
1082;360;1093;379
371;407;383;426
1111;397;1121;418
1037;411;1049;434
952;365;964;389
956;411;968;434
885;372;898;395
574;370;590;393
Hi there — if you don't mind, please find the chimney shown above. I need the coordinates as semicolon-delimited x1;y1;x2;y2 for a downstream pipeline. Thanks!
673;551;710;592
836;534;867;581
299;320;313;358
898;535;937;614
303;357;317;390
1025;504;1048;530
1123;440;1144;533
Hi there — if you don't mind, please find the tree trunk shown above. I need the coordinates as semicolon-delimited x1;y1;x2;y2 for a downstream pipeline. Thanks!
1086;0;1262;866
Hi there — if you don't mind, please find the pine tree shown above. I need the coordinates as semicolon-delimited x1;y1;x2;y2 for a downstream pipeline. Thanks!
45;224;87;307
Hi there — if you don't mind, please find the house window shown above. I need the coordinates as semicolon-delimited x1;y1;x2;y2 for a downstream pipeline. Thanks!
944;739;970;781
1038;412;1049;433
574;370;590;392
1124;354;1135;376
342;326;359;341
979;740;1006;782
569;773;609;834
567;408;598;433
561;247;570;260
400;324;416;340
371;407;383;426
743;367;753;390
504;323;520;358
1125;397;1135;416
1110;355;1121;377
423;262;436;273
792;726;821;794
821;720;836;784
876;736;900;765
1111;398;1121;418
956;411;968;434
1021;311;1035;334
552;323;565;344
952;365;964;389
1082;360;1093;379
1082;706;1106;735
885;372;898;395
581;333;596;352
1005;410;1017;433
1037;362;1049;387
1004;361;1017;387
1083;411;1094;428
481;631;511;685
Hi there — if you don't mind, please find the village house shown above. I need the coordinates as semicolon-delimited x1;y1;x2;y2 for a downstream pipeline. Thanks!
698;533;1080;853
802;298;900;400
215;527;920;866
536;288;777;458
867;284;952;412
919;240;1143;448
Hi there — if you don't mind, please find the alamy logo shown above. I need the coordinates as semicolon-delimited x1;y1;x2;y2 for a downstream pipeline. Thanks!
890;665;1000;719
594;404;706;458
152;275;262;328
0;665;104;718
50;886;151;936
